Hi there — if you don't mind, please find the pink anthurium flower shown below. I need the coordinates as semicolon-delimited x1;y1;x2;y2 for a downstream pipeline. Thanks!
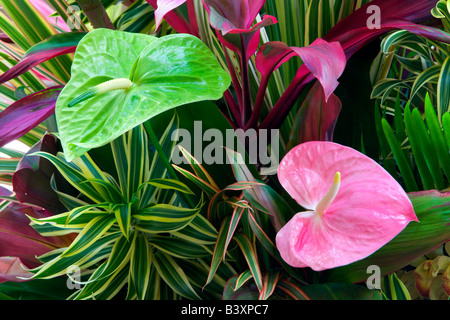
275;141;418;271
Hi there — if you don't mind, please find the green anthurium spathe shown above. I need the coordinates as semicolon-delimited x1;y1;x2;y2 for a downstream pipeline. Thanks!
55;28;231;161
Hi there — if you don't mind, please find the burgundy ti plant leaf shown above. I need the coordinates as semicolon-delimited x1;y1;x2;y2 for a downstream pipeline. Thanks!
12;134;66;215
0;86;63;148
201;0;277;58
0;201;74;270
0;32;86;85
286;80;342;150
252;38;345;130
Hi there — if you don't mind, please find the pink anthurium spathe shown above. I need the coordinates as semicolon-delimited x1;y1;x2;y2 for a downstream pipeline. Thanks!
275;141;418;271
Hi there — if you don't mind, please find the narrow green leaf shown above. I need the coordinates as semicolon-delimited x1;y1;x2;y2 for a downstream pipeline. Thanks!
130;233;152;300
149;235;210;259
31;151;104;203
259;270;281;300
114;202;132;239
425;94;450;183
381;118;419;191
134;196;202;234
233;233;263;292
205;216;232;288
152;251;200;300
382;273;411;300
404;105;436;189
172;214;218;245
443;112;450;149
61;215;116;257
437;56;450;120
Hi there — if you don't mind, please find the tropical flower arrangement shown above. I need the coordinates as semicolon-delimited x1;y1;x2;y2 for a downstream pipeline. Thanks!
0;0;449;301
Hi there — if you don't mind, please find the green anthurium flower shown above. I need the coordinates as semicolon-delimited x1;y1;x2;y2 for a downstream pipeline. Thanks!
56;28;231;161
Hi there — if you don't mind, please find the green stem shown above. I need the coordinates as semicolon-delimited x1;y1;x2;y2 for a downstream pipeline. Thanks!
143;121;195;208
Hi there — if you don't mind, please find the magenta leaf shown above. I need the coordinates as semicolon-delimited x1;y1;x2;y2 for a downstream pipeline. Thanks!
202;0;277;57
0;32;85;85
253;39;345;129
287;81;342;150
323;0;450;59
256;38;345;100
0;85;63;148
12;134;66;215
202;0;267;32
276;141;418;271
0;202;73;269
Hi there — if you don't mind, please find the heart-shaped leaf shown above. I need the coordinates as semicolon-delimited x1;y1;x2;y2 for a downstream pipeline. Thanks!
55;28;230;161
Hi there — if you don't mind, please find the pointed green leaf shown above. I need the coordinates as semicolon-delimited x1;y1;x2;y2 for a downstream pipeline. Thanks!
114;202;132;239
152;251;200;300
130;233;152;300
61;215;116;257
233;233;263;292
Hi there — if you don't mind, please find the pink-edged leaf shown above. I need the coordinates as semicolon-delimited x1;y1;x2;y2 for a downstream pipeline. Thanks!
287;81;342;150
291;38;345;101
217;16;277;58
254;38;345;130
276;141;418;271
201;0;277;58
12;134;66;214
0;203;73;268
0;32;85;85
0;85;63;148
0;257;33;283
256;38;345;101
202;0;268;32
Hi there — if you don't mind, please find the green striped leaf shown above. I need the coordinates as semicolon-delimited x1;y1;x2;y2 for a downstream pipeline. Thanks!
152;251;200;300
259;270;281;300
172;214;218;245
382;273;412;300
31;151;104;203
277;279;310;300
134;197;203;233
137;178;194;196
173;164;219;198
410;65;441;99
114;202;132;239
177;145;219;189
61;215;116;257
149;235;210;259
233;233;263;292
234;270;253;291
130;233;152;300
205;215;232;288
29;231;120;279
